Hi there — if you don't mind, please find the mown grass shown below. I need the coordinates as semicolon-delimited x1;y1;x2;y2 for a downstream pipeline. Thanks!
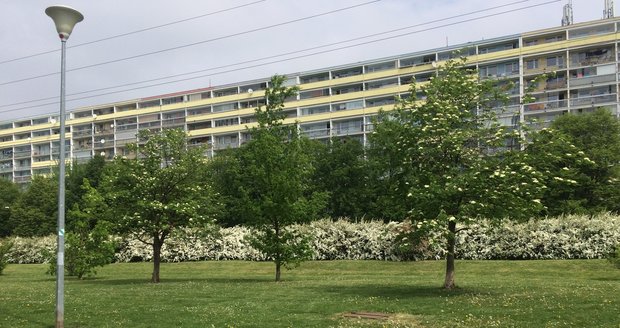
0;260;618;327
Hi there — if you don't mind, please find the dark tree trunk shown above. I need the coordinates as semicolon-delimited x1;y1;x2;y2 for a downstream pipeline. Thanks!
152;236;162;283
275;261;281;282
444;220;457;289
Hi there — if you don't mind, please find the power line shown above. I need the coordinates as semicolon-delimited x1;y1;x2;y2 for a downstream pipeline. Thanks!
0;0;537;109
0;0;381;87
0;0;562;117
0;0;535;109
0;0;267;66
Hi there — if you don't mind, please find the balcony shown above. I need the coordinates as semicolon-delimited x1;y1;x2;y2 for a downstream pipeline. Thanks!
301;128;330;138
570;54;614;68
570;74;616;87
570;93;617;107
525;100;568;112
13;150;31;159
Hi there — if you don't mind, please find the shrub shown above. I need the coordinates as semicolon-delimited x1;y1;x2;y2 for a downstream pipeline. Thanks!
4;214;620;264
0;239;14;275
48;221;116;279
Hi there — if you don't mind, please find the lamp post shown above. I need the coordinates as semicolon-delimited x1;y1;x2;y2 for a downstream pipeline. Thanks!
45;5;83;328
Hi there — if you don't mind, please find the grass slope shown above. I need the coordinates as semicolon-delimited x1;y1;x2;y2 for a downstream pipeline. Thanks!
0;260;618;327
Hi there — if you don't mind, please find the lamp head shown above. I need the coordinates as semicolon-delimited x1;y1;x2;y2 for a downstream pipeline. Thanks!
45;5;84;41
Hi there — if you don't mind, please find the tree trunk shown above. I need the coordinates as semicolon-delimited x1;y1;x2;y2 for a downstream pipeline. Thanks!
152;237;162;283
444;221;457;289
275;261;281;282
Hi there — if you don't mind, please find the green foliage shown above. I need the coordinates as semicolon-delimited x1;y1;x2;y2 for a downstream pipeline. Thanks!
609;244;620;269
213;75;327;281
10;175;57;237
0;179;20;237
548;108;620;214
65;155;107;226
312;138;372;219
0;239;13;274
101;128;219;282
524;127;597;216
48;221;116;279
48;180;115;278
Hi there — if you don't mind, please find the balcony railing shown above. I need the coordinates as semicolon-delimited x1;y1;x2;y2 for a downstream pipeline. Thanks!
301;128;330;138
0;166;13;173
570;54;614;67
570;74;616;87
14;175;32;183
525;100;569;112
333;125;364;136
570;93;617;107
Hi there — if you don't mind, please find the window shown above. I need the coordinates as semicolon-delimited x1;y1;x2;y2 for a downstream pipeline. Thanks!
526;59;538;70
300;105;330;116
214;118;239;127
546;55;564;67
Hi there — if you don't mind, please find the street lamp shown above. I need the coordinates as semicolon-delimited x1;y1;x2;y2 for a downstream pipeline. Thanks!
45;5;83;328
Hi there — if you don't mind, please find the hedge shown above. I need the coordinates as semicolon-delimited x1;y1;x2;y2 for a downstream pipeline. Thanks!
2;213;619;264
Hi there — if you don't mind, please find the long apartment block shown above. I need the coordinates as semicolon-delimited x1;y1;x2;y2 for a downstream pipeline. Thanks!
2;17;620;183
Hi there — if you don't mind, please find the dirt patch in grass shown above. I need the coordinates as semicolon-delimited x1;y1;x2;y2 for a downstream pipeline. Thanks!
338;312;423;327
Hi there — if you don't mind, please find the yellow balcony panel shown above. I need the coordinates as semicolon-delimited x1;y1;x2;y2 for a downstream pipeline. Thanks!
186;108;255;123
0;133;72;148
32;160;55;168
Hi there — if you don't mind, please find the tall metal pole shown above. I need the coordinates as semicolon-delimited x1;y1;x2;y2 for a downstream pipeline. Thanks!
45;6;83;328
56;38;67;328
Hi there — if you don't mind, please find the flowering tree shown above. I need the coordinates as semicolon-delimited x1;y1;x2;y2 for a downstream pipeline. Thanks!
370;58;545;289
102;129;218;283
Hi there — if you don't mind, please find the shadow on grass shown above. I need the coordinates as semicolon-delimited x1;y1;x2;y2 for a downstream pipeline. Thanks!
317;284;489;299
76;276;272;286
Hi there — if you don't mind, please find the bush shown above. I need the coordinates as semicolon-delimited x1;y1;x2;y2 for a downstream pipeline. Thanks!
0;240;14;274
48;221;116;279
4;214;620;264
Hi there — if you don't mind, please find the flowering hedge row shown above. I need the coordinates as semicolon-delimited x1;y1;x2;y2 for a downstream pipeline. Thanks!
3;214;619;264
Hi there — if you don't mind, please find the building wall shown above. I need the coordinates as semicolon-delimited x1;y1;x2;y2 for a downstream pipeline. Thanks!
1;17;620;183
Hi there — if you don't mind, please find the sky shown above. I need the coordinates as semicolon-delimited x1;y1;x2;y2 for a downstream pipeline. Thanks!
0;0;610;122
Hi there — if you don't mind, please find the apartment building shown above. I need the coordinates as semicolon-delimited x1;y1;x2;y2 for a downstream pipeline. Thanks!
1;16;620;183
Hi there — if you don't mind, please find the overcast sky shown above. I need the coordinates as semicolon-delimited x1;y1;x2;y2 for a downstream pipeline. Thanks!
0;0;610;122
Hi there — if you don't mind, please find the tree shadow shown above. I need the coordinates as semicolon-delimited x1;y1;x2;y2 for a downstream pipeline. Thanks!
76;276;271;286
316;284;489;299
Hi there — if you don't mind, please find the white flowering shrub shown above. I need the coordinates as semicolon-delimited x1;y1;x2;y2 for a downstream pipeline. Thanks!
456;213;620;260
5;214;620;263
4;236;56;264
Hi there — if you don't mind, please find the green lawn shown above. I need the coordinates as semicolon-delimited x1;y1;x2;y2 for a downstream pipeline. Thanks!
0;260;618;327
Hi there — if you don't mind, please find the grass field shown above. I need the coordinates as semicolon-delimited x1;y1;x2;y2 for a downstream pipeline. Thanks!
0;260;618;327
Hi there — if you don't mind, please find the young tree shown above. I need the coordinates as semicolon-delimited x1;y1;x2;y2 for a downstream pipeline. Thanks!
0;179;20;237
101;129;218;283
370;58;545;289
215;75;327;281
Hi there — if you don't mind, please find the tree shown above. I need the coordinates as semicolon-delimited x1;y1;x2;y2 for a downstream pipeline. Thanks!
524;126;597;216
370;58;545;289
10;176;57;237
549;108;620;213
214;75;327;281
101;129;218;283
312;137;371;219
0;179;20;237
